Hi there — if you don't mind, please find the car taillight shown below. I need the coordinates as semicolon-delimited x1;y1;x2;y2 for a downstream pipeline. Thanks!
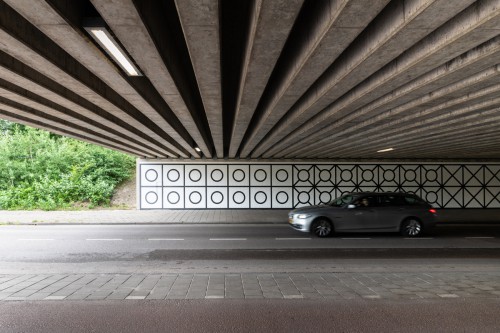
429;208;437;214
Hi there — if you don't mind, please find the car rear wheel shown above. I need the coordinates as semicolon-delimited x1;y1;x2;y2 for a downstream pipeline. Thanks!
400;218;422;237
310;218;333;238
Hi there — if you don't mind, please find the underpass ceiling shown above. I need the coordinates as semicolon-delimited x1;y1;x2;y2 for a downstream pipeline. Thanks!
0;0;499;160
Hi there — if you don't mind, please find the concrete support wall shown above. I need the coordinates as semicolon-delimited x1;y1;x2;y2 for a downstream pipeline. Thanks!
137;160;500;210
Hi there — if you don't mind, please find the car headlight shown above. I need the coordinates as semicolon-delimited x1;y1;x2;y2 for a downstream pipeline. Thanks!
297;214;310;219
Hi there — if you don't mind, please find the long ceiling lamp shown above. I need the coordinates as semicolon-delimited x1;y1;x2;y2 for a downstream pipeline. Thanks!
84;23;141;76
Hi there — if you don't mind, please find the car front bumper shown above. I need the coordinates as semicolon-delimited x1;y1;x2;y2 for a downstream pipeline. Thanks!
288;214;314;232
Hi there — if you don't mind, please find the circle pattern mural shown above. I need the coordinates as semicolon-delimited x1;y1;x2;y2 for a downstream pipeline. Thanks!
145;191;158;205
319;191;332;203
189;191;202;204
340;170;352;182
276;191;289;205
276;169;289;182
210;169;224;182
211;191;224;205
426;191;438;204
362;170;374;182
167;169;180;182
254;191;267;205
298;191;310;204
383;169;396;182
254;169;267;183
405;169;417;182
141;164;498;209
297;170;310;182
189;169;202;182
319;170;331;182
233;191;246;204
145;169;158;182
167;191;180;205
426;169;438;182
232;169;245;182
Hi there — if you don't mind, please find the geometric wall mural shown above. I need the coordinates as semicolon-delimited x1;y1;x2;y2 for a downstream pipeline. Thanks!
138;163;500;209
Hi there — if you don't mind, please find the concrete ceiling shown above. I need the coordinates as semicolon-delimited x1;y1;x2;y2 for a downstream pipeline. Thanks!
0;0;499;160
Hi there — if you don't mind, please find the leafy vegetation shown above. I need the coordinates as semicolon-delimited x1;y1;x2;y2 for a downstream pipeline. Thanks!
0;121;135;210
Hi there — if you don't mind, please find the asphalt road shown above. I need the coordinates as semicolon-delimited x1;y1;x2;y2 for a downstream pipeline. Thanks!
1;299;500;333
0;224;499;274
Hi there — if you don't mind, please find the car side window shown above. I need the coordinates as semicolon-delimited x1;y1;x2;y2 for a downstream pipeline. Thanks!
354;196;377;207
403;195;423;206
378;195;405;207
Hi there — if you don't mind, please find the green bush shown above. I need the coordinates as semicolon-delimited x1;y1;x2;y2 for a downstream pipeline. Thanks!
0;122;135;210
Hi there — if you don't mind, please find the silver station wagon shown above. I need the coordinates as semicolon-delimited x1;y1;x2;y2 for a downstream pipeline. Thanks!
289;192;437;237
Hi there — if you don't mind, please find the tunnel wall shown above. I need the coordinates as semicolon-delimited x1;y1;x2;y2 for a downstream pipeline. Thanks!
137;160;500;209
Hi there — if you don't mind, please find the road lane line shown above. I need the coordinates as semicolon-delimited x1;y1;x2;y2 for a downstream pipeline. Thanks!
18;239;54;241
209;238;247;241
465;237;495;239
86;239;123;241
275;238;311;240
148;238;184;241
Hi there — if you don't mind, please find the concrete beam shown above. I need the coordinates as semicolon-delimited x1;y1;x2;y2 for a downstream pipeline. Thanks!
91;0;213;158
0;63;165;157
266;1;500;158
251;0;484;158
322;100;500;158
0;2;181;157
279;61;500;158
240;0;389;157
174;0;223;158
228;0;304;158
3;0;197;157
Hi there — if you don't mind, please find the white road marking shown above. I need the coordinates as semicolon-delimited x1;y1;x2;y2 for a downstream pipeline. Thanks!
465;237;495;239
148;238;184;241
86;239;122;241
18;239;54;241
275;238;311;240
210;238;247;241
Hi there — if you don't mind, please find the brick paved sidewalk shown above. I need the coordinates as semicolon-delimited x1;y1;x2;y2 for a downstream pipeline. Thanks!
0;209;288;224
1;272;499;301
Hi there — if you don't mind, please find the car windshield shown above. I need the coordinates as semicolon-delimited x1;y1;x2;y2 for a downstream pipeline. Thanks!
328;194;357;207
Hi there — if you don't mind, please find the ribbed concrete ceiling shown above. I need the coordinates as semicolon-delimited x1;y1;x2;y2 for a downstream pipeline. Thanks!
0;0;499;160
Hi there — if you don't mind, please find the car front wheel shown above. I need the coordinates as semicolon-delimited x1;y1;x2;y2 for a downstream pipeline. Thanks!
400;218;422;237
310;218;333;238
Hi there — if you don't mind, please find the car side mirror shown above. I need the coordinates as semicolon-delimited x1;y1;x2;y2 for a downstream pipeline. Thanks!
347;204;356;209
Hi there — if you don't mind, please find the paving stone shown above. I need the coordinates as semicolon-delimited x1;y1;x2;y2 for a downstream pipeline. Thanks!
44;296;66;300
126;296;146;300
26;293;52;300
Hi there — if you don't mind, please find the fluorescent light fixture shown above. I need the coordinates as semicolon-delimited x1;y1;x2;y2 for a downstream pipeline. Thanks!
85;26;141;76
194;147;201;152
377;148;394;153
